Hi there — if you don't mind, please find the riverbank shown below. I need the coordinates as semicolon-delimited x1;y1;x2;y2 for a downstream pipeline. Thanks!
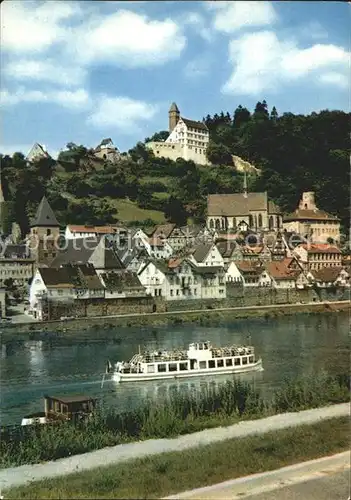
1;300;349;342
2;412;349;497
1;373;349;471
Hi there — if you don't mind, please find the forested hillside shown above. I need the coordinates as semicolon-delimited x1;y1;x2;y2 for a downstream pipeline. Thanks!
1;101;349;237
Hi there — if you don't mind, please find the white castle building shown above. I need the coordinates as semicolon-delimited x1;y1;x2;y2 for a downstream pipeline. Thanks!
146;103;210;165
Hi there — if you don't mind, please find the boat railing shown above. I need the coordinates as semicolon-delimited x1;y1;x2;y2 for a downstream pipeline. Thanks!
211;346;254;358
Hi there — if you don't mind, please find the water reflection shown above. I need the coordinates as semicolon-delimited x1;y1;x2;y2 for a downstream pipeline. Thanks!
0;312;349;425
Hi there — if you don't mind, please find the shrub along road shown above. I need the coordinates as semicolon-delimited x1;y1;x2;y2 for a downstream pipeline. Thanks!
0;403;349;492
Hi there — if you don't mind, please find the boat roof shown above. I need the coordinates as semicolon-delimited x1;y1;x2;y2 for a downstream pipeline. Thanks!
44;395;97;404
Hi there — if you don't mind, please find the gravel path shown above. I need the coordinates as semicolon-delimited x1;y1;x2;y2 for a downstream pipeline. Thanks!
1;403;349;491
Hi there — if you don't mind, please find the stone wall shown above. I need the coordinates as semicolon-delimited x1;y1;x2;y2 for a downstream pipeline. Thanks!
47;296;165;320
44;287;349;320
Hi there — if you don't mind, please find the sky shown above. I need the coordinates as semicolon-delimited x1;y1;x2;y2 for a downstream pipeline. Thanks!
1;0;350;158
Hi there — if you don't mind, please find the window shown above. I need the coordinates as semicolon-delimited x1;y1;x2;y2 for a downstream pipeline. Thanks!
249;355;254;363
158;364;167;372
242;357;248;365
208;360;215;368
47;229;51;236
199;361;206;369
179;362;188;371
169;363;177;372
170;289;174;296
147;365;155;373
217;359;224;368
234;358;241;366
226;358;233;367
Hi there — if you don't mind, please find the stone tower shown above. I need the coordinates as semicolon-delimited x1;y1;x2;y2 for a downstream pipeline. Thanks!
299;192;316;211
29;196;60;268
169;102;180;132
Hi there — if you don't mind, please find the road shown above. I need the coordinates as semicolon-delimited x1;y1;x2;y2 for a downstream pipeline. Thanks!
0;403;349;491
165;451;350;499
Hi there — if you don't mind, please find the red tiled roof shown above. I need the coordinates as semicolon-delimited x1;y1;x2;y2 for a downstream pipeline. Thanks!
283;208;339;221
235;260;263;274
311;266;347;282
68;225;116;234
300;244;341;254
264;261;300;280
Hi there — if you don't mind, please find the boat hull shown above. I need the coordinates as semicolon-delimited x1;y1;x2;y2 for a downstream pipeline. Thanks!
112;358;263;383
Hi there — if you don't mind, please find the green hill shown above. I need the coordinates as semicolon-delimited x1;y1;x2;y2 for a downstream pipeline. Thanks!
1;102;349;237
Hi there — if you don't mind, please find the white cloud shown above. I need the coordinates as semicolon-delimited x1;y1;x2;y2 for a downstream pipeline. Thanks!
1;0;81;53
88;96;158;132
207;1;277;34
318;72;349;89
4;60;86;87
69;10;186;68
1;87;91;109
222;31;350;96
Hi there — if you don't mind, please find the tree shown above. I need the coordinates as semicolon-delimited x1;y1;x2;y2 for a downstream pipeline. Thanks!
144;130;169;142
164;196;188;225
233;105;251;128
253;101;269;121
206;142;233;165
270;106;278;122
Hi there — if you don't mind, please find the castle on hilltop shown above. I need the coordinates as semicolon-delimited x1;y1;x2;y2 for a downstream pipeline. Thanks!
145;103;210;165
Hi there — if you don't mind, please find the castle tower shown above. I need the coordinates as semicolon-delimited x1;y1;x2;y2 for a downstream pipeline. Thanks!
29;196;60;267
299;192;316;211
169;102;180;132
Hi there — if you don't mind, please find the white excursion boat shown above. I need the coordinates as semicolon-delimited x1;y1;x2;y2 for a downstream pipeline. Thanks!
108;341;263;383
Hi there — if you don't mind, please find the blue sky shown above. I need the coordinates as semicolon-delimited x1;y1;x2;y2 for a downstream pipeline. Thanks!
1;1;349;157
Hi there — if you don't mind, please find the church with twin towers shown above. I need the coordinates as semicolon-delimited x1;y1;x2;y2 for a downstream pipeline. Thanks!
145;103;210;165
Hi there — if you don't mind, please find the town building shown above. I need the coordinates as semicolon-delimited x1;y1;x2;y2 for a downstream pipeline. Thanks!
310;267;350;288
187;243;224;268
293;244;342;271
99;271;147;299
51;236;124;276
138;258;226;300
65;225;118;240
233;261;264;287
0;244;34;288
26;143;50;163
93;138;121;163
207;190;282;232
283;192;340;244
28;196;60;268
29;264;105;319
258;259;302;289
146;103;210;165
0;288;6;317
150;224;188;252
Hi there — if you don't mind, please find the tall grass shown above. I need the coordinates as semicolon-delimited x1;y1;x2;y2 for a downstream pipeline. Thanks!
0;372;349;468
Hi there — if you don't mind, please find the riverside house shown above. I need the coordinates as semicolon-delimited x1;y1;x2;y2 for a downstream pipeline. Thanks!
138;258;226;300
150;224;188;252
310;266;350;288
258;260;300;289
29;264;105;319
234;261;263;287
99;271;147;298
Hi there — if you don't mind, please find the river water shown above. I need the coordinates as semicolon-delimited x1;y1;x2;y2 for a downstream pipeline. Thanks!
1;312;349;426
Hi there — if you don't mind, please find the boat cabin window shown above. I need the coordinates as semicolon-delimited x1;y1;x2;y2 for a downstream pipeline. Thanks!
179;362;188;371
169;363;177;372
147;365;155;373
226;358;233;367
199;361;206;369
234;358;241;366
158;364;167;373
242;357;248;365
217;359;224;368
208;360;215;369
203;342;209;350
249;356;254;363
